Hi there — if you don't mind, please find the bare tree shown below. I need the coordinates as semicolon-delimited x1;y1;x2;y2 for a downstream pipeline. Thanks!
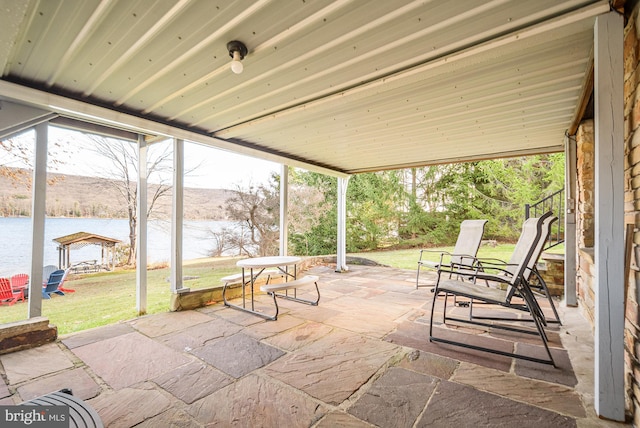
225;180;279;257
1;129;68;188
88;135;173;265
0;139;31;185
207;226;237;257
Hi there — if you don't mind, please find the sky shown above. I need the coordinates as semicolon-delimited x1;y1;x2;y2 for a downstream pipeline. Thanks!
6;126;281;190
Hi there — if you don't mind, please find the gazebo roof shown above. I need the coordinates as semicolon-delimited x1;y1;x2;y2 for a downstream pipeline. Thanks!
53;232;121;247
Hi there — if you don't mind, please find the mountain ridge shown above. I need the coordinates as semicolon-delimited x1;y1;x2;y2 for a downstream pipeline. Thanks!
0;168;233;220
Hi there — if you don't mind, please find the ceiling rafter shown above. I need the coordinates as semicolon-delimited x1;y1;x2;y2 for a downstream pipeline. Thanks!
83;0;191;96
113;0;272;107
46;0;115;87
0;1;610;176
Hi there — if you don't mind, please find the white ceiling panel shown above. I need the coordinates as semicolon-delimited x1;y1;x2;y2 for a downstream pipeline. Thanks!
0;0;612;175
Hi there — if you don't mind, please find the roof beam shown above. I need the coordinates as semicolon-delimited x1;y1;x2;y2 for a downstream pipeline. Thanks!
50;116;139;142
0;100;58;140
346;144;565;174
0;80;350;178
568;48;594;135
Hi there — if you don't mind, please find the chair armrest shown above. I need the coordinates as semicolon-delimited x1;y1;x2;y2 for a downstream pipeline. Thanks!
419;249;452;255
435;254;482;272
470;259;521;275
470;271;511;284
474;256;508;264
434;259;517;286
418;249;452;262
418;249;455;270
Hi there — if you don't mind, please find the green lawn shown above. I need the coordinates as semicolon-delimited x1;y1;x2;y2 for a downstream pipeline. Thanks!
0;243;563;335
349;244;519;270
0;257;243;335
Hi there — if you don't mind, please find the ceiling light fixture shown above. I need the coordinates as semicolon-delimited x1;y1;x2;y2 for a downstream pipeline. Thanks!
227;40;248;74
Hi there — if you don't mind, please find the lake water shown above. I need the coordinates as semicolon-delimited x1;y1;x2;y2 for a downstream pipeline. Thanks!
0;217;230;276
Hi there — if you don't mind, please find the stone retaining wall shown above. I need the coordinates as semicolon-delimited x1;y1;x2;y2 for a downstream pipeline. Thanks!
170;256;372;312
0;317;57;355
538;253;564;297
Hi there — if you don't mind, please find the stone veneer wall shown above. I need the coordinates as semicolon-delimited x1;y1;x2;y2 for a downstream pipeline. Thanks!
576;121;595;250
623;3;640;423
575;120;595;327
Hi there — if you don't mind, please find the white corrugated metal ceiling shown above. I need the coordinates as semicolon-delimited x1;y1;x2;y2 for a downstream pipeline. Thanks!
0;0;612;176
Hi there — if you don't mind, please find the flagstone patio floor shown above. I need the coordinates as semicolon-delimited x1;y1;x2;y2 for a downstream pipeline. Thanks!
0;264;631;427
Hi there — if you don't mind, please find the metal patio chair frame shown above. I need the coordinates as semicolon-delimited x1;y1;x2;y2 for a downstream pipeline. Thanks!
416;219;488;289
466;214;561;325
429;211;556;367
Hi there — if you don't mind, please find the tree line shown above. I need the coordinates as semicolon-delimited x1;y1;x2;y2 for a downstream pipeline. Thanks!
216;154;564;257
3;129;564;261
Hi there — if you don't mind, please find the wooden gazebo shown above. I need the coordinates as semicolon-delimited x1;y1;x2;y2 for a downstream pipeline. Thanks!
53;232;120;272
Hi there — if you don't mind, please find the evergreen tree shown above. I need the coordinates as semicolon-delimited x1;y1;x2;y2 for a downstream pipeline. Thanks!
286;154;564;255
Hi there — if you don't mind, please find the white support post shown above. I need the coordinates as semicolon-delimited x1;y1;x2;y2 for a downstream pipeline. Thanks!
136;135;148;315
279;165;289;256
27;122;48;318
171;138;185;293
336;176;350;272
594;11;624;421
564;134;577;307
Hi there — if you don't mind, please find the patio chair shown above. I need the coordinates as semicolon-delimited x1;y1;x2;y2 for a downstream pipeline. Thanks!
58;268;75;293
416;219;487;289
10;273;29;297
429;211;556;366
467;214;561;324
42;269;66;299
0;277;24;305
42;265;75;293
42;265;58;284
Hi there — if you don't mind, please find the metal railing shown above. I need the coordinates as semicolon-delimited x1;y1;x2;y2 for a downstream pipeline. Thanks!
525;188;564;250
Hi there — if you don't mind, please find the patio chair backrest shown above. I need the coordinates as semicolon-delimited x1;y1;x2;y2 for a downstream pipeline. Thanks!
43;265;58;283
450;219;488;265
505;215;555;273
0;278;13;299
502;212;552;298
10;273;28;289
503;213;556;300
59;268;71;288
44;270;65;291
525;214;557;272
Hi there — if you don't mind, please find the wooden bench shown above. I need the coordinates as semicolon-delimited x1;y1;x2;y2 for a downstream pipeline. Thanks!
259;275;320;320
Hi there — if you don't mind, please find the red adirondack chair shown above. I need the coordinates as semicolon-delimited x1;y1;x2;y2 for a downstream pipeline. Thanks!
10;273;29;297
0;277;24;305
